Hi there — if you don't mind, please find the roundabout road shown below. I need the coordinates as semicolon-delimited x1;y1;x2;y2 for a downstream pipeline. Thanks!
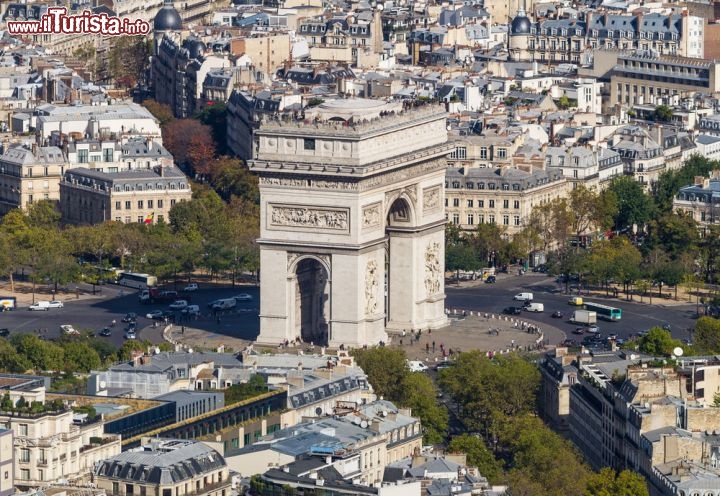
445;273;698;343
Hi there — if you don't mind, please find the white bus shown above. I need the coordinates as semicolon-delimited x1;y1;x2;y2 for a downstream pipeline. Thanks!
117;272;158;289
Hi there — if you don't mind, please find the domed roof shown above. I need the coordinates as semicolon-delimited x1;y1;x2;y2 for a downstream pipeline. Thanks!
183;38;206;59
154;0;182;32
510;10;531;36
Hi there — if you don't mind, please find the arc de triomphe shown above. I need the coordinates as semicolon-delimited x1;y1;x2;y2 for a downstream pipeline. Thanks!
249;99;450;348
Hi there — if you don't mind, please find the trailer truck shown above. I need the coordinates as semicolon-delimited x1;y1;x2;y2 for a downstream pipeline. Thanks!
571;310;597;325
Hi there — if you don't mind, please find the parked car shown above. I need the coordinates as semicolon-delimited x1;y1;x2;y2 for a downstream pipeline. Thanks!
561;338;576;347
146;310;164;320
407;360;429;372
169;300;189;310
47;300;63;309
587;325;600;334
183;283;199;292
0;328;9;337
503;307;522;315
29;301;51;311
573;327;585;335
551;311;564;319
233;293;253;302
122;312;137;323
98;327;112;337
125;330;137;340
484;275;496;284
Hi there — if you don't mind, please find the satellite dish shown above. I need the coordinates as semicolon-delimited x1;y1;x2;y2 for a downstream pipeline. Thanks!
673;347;684;357
360;420;369;428
99;381;106;389
376;3;384;11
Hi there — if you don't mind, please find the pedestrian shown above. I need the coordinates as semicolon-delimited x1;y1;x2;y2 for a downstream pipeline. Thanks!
181;326;185;334
400;338;403;346
432;341;436;352
402;329;406;337
426;342;430;353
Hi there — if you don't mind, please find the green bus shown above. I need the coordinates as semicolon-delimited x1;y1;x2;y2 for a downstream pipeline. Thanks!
584;302;622;321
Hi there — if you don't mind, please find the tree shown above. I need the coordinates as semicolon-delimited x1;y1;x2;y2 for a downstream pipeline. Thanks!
585;468;649;496
604;177;655;231
352;347;409;402
694;316;720;354
654;105;673;122
567;186;617;250
26;200;61;229
162;119;213;168
62;342;102;373
448;434;504;484
187;131;218;177
106;36;151;88
11;334;64;372
400;373;448;444
637;327;682;356
446;244;480;282
143;100;174;126
647;213;699;260
196;102;228;155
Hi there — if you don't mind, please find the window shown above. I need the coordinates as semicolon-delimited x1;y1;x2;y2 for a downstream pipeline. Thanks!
20;449;29;462
444;198;448;207
497;148;507;159
478;200;484;208
514;215;521;226
489;214;495;224
125;216;131;223
78;149;88;163
20;469;29;481
158;199;164;208
467;199;473;207
19;424;27;436
115;201;121;210
170;199;176;207
137;200;144;209
489;200;495;208
467;214;474;225
503;200;509;209
303;138;316;150
478;182;485;190
514;200;520;209
452;214;459;224
27;181;33;190
503;215;509;225
453;198;460;207
28;195;33;203
488;183;496;190
125;201;131;209
451;147;467;159
103;148;113;162
138;216;144;223
115;217;121;222
480;147;488;159
148;200;153;209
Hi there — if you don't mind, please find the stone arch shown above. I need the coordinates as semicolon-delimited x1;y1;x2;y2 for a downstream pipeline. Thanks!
291;256;330;346
385;194;417;228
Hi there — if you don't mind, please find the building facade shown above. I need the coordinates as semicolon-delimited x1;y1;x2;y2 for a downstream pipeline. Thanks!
0;144;67;215
93;439;231;496
673;171;720;233
59;165;191;225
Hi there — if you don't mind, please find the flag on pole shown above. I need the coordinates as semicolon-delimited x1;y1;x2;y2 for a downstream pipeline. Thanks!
144;213;154;225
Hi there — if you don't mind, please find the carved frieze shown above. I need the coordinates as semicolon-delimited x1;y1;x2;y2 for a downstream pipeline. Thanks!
424;242;442;297
269;204;349;232
359;158;446;191
423;186;441;212
362;203;382;230
259;177;358;190
365;259;379;315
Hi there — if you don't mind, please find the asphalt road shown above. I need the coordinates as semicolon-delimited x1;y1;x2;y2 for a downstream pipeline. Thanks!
444;273;699;343
0;282;261;347
0;273;699;348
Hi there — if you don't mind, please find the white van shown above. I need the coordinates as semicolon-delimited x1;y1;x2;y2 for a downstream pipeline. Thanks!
212;298;237;311
513;292;534;302
29;301;51;311
525;302;544;312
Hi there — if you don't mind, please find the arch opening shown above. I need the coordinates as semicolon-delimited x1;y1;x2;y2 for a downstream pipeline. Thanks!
294;258;330;346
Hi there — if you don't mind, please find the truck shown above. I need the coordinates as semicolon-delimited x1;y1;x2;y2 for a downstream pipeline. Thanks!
139;289;191;304
0;297;16;311
571;310;597;325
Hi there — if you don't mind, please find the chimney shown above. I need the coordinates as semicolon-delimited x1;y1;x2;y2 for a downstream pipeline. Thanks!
694;176;705;186
370;419;381;433
31;143;37;156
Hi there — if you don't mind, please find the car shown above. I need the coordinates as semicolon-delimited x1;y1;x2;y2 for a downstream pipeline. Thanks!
587;325;600;334
181;304;200;316
607;334;618;341
183;283;199;292
146;310;164;320
60;324;79;335
551;311;564;319
662;323;672;331
561;338;576;347
125;331;137;340
573;327;585;335
28;301;50;311
169;300;189;310
47;300;63;309
485;275;496;284
503;306;522;315
122;312;137;323
407;360;429;372
233;293;253;302
125;322;137;332
0;328;9;337
98;327;112;337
